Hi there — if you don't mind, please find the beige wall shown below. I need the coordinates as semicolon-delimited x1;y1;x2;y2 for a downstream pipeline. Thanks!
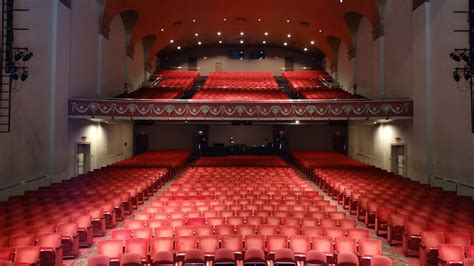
347;0;474;196
159;46;323;76
0;0;143;199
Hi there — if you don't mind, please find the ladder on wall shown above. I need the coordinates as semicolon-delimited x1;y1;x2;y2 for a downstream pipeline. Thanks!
0;0;13;133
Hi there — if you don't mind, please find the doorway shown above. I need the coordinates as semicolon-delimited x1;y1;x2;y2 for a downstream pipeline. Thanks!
215;62;223;72
391;144;407;177
75;142;91;176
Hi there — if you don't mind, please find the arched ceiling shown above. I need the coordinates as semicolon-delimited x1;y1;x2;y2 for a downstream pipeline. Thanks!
102;0;381;67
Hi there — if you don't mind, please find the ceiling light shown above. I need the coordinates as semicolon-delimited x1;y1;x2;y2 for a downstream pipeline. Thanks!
286;19;290;23
287;34;291;38
319;29;322;33
217;32;221;36
310;41;315;45
219;40;223;44
192;19;196;22
195;33;199;36
170;40;174;43
258;18;262;22
340;0;343;2
161;28;164;32
304;47;308;52
240;32;244;36
240;40;244;44
283;42;288;46
223;18;227;21
262;41;266;44
264;32;269;36
198;41;202;45
177;46;181;50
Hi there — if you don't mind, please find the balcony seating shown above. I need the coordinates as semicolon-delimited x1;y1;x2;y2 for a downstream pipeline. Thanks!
117;70;199;99
192;72;289;100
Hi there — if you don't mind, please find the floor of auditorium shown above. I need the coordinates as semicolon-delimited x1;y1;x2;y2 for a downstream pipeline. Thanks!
66;164;417;266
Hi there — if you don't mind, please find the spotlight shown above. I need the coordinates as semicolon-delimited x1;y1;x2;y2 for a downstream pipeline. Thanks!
464;68;471;80
453;70;461;82
20;70;28;81
450;52;461;62
11;70;18;80
461;52;470;63
22;51;33;61
14;51;24;61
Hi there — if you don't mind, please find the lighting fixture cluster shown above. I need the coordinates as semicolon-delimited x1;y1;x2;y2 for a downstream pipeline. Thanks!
8;48;33;81
450;49;471;82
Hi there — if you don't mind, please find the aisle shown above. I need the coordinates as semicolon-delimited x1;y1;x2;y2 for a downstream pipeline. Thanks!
291;165;415;266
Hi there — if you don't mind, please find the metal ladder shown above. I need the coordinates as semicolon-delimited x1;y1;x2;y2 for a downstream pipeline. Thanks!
0;0;13;133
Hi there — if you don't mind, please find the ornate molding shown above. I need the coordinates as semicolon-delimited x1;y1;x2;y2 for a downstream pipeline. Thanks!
69;99;414;121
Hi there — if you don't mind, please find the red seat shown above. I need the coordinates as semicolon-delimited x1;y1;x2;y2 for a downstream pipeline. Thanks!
0;248;14;261
37;233;63;266
154;227;174;238
305;250;326;264
151;251;174;266
438;244;465;266
334;237;357;255
176;226;195;237
244;235;265;251
310;236;333;263
346;228;369;240
215;225;235;236
8;234;36;248
358;239;382;265
370;255;392;266
151;237;174;254
97;240;124;262
111;229;133;241
88;254;110;266
57;223;79;258
125;239;150;262
258;225;278;236
267;235;289;255
14;246;41;265
175;236;197;256
402;221;426;256
289;235;310;258
419;231;445;266
445;233;471;246
197;235;219;257
133;228;152;239
120;253;143;266
244;248;266;264
339;219;357;229
274;248;295;265
323;227;345;241
125;220;146;230
184;249;205;265
236;225;256;236
214;248;236;264
221;235;243;254
279;225;299;236
337;252;359;266
301;226;323;237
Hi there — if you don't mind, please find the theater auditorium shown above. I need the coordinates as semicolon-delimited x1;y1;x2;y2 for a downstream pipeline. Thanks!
0;0;473;266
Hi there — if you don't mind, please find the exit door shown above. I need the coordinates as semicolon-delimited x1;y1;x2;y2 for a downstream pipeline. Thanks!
75;142;91;176
215;62;223;72
391;144;407;177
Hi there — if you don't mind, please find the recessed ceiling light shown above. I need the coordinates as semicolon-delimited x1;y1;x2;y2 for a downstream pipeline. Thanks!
287;34;292;38
217;32;222;36
192;19;196;22
319;29;323;33
240;40;244;44
304;47;308;52
283;42;288;46
286;19;290;23
262;40;266;44
310;41;315;45
177;46;181;50
240;32;244;36
203;56;208;60
223;18;227;22
264;32;269;36
219;40;223;44
161;28;164;32
258;18;262;22
198;41;202;45
340;0;343;2
195;33;199;36
170;40;174;43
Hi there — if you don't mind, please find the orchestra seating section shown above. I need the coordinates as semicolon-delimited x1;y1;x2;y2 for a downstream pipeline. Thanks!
282;71;364;100
291;151;474;266
192;72;290;100
87;156;392;266
0;150;191;266
117;70;199;99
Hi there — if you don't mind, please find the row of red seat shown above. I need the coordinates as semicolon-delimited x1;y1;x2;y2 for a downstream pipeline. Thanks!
282;71;333;92
192;90;290;100
290;151;474;266
117;70;199;99
0;150;191;266
192;156;288;167
90;163;393;265
300;89;365;100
